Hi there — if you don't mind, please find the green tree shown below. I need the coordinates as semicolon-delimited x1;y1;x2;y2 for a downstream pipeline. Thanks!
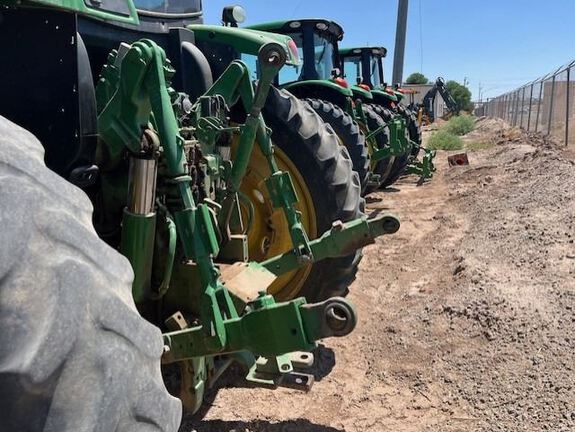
445;80;474;112
405;72;429;85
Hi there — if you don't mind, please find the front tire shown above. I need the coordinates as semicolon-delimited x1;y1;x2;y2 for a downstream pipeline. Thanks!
0;116;181;432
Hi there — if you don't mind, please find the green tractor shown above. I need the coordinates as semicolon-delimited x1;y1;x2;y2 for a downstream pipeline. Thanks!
79;5;373;304
0;1;400;429
339;46;436;184
188;16;370;302
248;18;412;194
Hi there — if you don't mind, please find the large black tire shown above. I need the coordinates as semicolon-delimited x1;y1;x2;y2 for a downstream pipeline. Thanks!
262;87;362;302
370;104;412;188
362;105;393;194
0;116;181;432
398;104;422;157
305;98;371;194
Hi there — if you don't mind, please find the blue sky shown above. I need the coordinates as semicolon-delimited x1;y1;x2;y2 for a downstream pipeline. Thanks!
203;0;575;100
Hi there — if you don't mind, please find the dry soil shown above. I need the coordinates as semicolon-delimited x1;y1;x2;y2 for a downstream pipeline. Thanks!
183;117;575;432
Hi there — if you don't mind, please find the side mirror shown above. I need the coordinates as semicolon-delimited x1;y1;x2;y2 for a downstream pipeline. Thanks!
222;5;246;27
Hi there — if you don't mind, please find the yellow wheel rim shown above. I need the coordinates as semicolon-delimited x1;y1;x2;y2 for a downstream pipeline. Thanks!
232;139;317;300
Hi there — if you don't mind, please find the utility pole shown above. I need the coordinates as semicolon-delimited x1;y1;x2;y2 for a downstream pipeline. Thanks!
478;82;483;103
392;0;409;86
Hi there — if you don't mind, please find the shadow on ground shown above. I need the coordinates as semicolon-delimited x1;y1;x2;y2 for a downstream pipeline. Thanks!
188;419;344;432
365;195;384;204
308;344;336;382
380;186;401;193
191;345;337;421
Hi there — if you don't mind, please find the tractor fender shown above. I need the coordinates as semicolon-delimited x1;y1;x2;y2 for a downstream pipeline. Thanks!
349;85;373;103
188;25;299;66
371;89;398;109
282;80;352;108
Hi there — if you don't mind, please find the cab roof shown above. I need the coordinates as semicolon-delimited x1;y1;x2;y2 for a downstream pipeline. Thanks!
249;19;344;41
340;46;387;57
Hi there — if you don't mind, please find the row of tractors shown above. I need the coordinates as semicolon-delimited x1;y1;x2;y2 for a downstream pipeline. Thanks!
0;1;434;430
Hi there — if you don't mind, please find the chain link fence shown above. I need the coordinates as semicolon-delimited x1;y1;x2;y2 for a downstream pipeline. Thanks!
484;60;575;146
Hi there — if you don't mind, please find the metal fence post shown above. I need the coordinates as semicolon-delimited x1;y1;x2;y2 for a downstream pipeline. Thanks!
535;80;543;133
507;92;515;124
547;74;556;135
527;83;533;130
566;67;570;146
514;90;520;126
507;92;514;124
519;86;526;128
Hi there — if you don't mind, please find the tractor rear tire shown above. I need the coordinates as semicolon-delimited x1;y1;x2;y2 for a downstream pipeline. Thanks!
399;104;422;156
261;87;363;302
305;98;370;194
362;105;392;194
370;104;412;188
0;116;181;432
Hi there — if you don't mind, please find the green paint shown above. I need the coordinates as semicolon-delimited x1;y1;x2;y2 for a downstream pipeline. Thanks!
408;148;437;182
163;292;358;361
372;88;398;103
94;39;364;409
350;84;373;100
283;80;353;97
3;0;387;413
252;19;417;188
121;210;156;302
262;215;400;276
189;25;300;67
2;0;139;24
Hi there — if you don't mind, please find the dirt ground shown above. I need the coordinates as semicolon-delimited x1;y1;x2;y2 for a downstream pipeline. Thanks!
183;118;575;432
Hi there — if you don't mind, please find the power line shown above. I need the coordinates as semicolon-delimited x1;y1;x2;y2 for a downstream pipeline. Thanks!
289;0;304;18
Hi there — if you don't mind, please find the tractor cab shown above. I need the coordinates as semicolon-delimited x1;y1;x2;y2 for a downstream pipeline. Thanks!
0;0;204;179
340;46;387;89
339;46;403;107
77;0;206;96
249;19;344;85
133;0;202;16
249;18;371;109
0;0;297;178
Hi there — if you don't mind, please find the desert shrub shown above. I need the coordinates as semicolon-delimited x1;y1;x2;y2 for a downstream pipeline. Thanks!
444;115;475;136
427;130;464;150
